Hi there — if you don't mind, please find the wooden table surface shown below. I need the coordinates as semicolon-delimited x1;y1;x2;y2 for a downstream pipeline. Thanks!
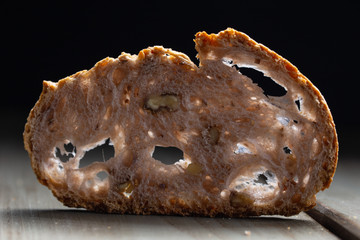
1;140;359;240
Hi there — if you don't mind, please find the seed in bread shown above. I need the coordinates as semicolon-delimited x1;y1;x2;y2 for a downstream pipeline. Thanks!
23;28;338;217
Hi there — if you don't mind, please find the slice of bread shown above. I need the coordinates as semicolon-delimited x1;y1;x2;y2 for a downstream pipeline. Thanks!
23;28;338;216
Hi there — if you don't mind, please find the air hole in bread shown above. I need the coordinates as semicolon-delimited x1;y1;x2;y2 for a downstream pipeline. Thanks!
222;58;234;67
96;171;109;181
79;138;114;168
85;176;109;193
254;173;268;185
58;163;64;171
55;142;76;163
295;97;302;111
229;169;278;204
234;143;252;154
55;148;73;162
283;146;292;154
123;98;130;105
231;170;277;190
222;58;287;97
151;146;184;165
277;116;290;126
293;175;299;184
237;67;287;97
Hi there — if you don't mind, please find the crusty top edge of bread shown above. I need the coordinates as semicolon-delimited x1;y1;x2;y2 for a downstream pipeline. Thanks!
195;28;338;189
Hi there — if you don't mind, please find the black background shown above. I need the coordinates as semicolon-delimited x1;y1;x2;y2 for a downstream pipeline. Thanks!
2;2;359;156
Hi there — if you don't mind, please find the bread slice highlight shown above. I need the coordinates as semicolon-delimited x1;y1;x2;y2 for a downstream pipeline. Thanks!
24;28;338;216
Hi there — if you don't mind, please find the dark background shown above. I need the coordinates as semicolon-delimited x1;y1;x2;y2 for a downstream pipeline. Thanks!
2;2;359;157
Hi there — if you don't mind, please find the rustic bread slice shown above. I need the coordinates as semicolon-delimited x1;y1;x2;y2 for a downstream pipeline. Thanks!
23;28;338;216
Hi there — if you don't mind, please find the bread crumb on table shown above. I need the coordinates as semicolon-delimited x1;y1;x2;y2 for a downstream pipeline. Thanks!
244;230;251;236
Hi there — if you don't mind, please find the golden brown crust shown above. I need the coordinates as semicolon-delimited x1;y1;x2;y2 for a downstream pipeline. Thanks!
24;28;338;217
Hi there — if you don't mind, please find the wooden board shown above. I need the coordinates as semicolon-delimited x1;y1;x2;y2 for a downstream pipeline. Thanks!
309;157;360;239
316;158;360;224
0;141;339;240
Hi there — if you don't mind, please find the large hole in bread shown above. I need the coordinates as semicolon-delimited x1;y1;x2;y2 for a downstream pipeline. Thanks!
237;67;287;97
222;59;287;97
152;146;184;165
79;138;115;168
254;173;268;185
229;169;279;205
55;142;76;163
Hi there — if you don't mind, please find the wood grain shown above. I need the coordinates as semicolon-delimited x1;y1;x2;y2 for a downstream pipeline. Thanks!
0;141;338;240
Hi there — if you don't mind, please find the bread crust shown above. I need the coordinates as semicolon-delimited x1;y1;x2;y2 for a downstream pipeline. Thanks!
24;28;338;217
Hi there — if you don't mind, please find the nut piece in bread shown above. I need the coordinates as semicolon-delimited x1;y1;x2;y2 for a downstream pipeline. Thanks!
23;28;338;217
